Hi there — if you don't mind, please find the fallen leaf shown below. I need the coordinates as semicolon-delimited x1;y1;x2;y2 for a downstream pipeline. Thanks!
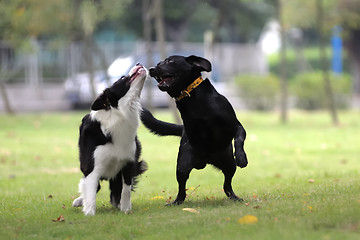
274;173;282;178
62;204;66;209
48;195;53;198
238;215;258;224
150;196;165;200
340;159;348;164
253;205;261;209
308;179;315;183
182;208;199;213
52;215;65;222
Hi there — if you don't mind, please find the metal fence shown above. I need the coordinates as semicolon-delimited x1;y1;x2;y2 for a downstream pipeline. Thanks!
1;39;267;85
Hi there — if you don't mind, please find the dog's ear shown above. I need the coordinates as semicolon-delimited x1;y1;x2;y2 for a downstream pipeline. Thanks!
185;55;212;72
91;90;111;111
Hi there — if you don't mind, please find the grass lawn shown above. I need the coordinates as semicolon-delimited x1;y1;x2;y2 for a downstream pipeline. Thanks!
0;110;359;240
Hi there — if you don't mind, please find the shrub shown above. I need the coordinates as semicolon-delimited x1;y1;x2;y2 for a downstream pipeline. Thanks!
290;72;351;110
234;74;280;111
268;47;350;79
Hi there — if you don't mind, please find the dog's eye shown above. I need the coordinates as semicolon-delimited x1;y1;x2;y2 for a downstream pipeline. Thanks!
166;59;174;63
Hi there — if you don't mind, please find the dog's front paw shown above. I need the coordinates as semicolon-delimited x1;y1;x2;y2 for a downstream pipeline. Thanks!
83;207;96;216
72;196;83;207
83;201;96;216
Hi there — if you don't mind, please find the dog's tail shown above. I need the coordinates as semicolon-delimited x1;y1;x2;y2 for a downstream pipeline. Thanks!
136;160;148;176
141;107;183;137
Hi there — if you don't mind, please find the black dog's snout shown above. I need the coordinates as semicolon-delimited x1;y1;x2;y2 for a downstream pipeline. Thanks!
149;67;156;77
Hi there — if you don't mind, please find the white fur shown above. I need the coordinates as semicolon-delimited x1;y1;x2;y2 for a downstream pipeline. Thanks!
73;66;147;215
120;182;132;213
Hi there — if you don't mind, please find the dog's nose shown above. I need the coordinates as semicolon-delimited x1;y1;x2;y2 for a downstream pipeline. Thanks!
149;67;156;76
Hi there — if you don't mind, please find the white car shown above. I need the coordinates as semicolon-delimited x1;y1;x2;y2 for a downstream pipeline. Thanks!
64;55;169;108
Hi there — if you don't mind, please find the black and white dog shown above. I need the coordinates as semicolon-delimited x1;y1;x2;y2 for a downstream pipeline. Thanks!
73;64;148;215
141;55;248;205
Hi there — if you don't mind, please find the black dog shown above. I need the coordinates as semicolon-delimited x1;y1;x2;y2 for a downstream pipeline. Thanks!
73;64;148;215
141;55;247;205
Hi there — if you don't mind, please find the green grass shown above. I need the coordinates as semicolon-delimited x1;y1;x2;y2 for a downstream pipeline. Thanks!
0;110;359;240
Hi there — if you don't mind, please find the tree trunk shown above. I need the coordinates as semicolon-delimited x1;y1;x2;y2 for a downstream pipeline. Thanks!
142;0;154;110
93;41;110;85
0;81;14;114
345;29;360;109
154;0;182;124
316;0;339;126
0;44;15;114
277;0;288;123
83;35;97;101
349;55;360;109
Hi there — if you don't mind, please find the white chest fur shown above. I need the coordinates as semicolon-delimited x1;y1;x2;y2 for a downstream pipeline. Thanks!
90;102;141;179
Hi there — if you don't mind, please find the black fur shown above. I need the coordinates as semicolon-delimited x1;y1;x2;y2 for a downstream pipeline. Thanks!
76;72;147;213
141;55;248;205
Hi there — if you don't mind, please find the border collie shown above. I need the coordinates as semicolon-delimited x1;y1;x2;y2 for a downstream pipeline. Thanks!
73;64;148;215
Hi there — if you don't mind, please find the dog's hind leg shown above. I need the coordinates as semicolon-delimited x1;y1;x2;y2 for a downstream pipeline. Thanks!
222;163;242;201
234;124;248;168
120;163;133;213
215;148;243;201
82;172;100;216
109;172;123;208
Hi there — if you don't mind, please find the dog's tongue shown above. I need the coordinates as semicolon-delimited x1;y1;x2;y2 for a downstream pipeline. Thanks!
157;77;172;90
157;77;171;86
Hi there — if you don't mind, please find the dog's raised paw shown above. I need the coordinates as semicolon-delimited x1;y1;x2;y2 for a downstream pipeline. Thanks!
72;196;84;207
235;152;248;168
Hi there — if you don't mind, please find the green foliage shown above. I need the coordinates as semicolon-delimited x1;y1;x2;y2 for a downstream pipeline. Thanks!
268;47;350;79
0;111;359;239
290;71;351;110
234;74;280;111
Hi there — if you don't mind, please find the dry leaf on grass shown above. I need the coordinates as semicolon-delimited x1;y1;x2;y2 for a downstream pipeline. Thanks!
238;215;258;224
150;196;165;200
182;208;199;213
52;215;65;222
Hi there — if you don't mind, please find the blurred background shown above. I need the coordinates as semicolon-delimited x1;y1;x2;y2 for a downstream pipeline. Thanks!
0;0;359;123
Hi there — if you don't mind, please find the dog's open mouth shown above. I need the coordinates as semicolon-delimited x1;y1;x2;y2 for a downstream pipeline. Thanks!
130;65;146;82
154;76;174;89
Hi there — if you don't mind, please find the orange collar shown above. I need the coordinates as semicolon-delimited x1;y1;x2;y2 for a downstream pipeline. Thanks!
175;76;204;101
